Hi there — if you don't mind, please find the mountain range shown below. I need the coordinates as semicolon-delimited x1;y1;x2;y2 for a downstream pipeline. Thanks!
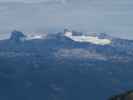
0;30;133;100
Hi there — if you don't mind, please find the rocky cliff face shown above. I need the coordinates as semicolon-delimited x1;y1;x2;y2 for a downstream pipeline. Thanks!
9;30;26;43
109;90;133;100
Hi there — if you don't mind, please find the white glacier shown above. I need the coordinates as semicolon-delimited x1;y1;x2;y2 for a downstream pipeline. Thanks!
26;35;43;40
64;31;112;45
25;33;48;40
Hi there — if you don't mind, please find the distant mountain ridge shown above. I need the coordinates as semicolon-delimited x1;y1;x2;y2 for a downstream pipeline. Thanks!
0;30;133;100
0;29;133;62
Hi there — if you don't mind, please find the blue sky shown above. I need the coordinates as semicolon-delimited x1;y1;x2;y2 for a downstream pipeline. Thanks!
0;0;133;39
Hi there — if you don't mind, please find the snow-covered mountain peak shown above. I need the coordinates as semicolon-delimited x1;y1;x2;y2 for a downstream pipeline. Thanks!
88;33;111;39
64;30;112;45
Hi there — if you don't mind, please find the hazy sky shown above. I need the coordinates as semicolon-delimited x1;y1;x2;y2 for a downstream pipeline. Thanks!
0;0;133;39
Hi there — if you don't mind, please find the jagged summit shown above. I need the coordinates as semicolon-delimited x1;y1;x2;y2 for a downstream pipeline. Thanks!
6;29;133;49
10;30;26;42
64;28;71;33
64;29;82;36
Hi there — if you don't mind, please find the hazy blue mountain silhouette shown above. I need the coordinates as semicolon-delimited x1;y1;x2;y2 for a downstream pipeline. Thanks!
0;31;133;100
10;30;26;42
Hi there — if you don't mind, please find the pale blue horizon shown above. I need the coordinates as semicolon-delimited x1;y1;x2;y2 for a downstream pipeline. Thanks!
0;0;133;39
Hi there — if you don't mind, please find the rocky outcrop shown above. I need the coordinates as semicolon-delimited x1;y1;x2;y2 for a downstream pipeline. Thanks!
109;90;133;100
10;30;26;42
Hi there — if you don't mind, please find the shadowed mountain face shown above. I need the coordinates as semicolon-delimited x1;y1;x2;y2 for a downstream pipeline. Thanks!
9;30;26;42
0;31;133;100
109;90;133;100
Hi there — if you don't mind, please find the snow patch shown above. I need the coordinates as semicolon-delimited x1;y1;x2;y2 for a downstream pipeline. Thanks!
26;33;48;40
64;32;112;45
26;35;43;40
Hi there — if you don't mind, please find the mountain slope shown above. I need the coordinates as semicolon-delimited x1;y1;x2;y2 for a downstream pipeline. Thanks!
0;31;133;100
